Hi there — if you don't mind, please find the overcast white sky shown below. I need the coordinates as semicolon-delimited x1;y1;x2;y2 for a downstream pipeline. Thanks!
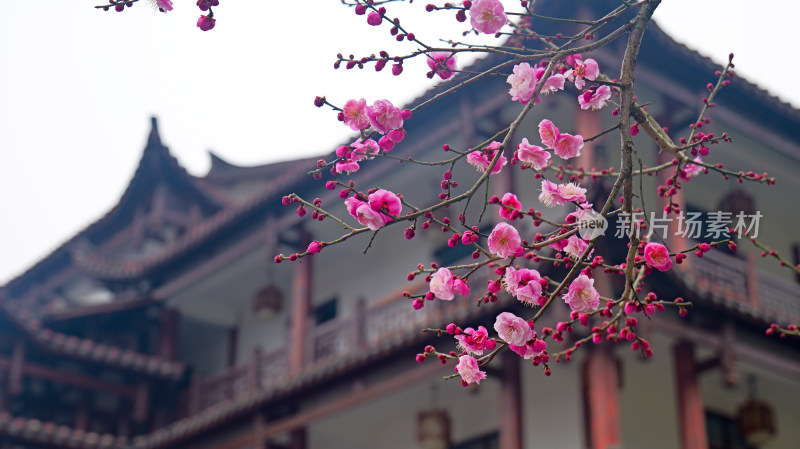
1;1;798;284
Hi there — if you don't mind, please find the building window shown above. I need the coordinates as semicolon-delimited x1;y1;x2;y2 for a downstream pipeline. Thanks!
313;298;337;325
706;410;755;449
450;432;498;449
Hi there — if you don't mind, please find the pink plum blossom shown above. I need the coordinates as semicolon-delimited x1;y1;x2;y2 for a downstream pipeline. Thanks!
538;120;560;149
344;196;362;218
549;236;569;252
509;339;547;359
456;355;487;385
565;54;582;67
468;0;507;35
541;73;566;94
453;278;470;297
566;58;599;90
682;157;704;178
564;235;590;259
553;133;584;159
334;139;380;174
367;99;403;134
352;200;387;230
307;241;322;254
540;180;588;208
350;138;380;161
494;312;534;346
516;138;550;170
429;267;456;300
387;128;407;144
563;274;600;312
499;192;522;219
467;142;507;174
367;11;382;26
429;267;470;300
644;242;673;272
368;189;402;218
538;179;564;208
427;52;458;80
507;63;538;104
344;191;401;231
578;85;612;110
504;267;543;304
557;183;588;204
335;160;360;174
487;222;521;258
197;14;215;31
378;136;395;152
455;326;494;355
342;99;371;131
156;0;173;12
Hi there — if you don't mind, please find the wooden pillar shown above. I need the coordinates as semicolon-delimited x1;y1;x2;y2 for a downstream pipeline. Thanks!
674;341;708;449
289;231;313;376
745;254;760;308
9;340;25;396
290;428;307;449
576;108;600;171
157;308;179;360
582;347;621;449
499;351;523;449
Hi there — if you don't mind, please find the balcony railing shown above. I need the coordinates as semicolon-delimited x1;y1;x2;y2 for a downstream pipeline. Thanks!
687;249;800;322
179;347;288;417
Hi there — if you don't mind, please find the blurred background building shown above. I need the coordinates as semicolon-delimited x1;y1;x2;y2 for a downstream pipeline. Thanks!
1;1;799;449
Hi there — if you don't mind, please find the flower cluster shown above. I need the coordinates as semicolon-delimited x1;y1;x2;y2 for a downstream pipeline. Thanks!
426;52;458;80
538;179;588;207
538;119;584;160
429;267;471;301
504;267;544;305
334;138;380;174
507;63;565;105
339;99;410;151
455;326;495;355
467;141;507;174
344;189;402;231
273;0;765;392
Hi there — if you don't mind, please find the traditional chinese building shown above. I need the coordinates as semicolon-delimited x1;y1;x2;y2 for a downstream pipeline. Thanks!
2;1;799;449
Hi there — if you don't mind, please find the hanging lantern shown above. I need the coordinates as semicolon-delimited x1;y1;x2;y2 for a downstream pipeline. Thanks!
416;409;451;449
252;284;283;319
735;375;776;447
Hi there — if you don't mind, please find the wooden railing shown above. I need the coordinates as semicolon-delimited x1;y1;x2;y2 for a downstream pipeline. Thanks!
178;347;288;418
688;249;800;322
